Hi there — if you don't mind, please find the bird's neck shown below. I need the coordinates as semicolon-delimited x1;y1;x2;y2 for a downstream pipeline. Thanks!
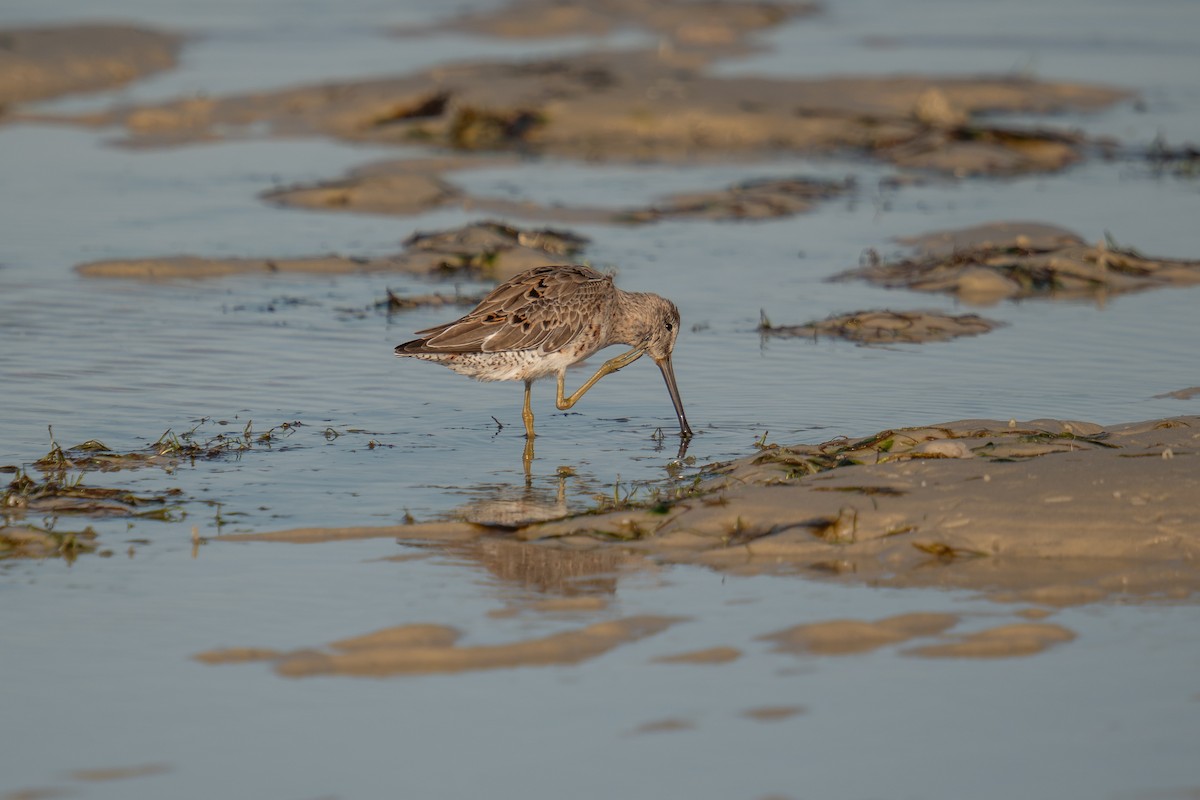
611;290;654;347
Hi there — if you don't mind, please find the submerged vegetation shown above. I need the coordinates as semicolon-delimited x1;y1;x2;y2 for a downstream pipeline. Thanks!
2;466;182;518
26;419;303;474
1;419;304;561
335;287;488;320
1144;133;1200;179
0;523;103;562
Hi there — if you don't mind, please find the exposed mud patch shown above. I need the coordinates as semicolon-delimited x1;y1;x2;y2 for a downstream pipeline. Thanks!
266;158;853;223
77;253;397;280
618;175;854;223
631;717;695;735
261;156;484;217
653;645;742;664
0;24;180;107
217;521;483;545
77;221;590;282
333;288;489;320
761;614;1075;659
35;48;1126;175
761;612;959;655
742;705;806;721
68;764;171;783
489;596;611;617
904;622;1076;659
412;0;816;45
759;309;1002;344
882;118;1088;177
1154;387;1200;401
839;222;1200;303
1;787;67;800
3;761;171;800
403;221;588;280
195;615;684;677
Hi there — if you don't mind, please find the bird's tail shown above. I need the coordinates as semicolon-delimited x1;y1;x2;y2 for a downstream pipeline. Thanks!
393;339;430;356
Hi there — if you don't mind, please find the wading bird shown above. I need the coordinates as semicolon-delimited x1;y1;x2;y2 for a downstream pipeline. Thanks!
395;265;693;441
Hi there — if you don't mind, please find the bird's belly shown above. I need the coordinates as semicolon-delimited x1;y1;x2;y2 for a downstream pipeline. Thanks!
419;349;582;382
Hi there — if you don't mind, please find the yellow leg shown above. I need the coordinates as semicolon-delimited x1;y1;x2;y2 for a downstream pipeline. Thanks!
522;436;534;477
522;380;536;439
556;348;645;410
521;380;536;477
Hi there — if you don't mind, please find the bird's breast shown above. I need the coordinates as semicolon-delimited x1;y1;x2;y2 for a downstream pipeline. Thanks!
420;348;581;382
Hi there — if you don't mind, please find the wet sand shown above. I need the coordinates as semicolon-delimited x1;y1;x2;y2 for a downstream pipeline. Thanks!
196;615;685;677
15;16;1125;176
759;309;1003;344
409;0;819;43
263;157;855;225
219;415;1200;606
76;221;590;282
0;25;179;106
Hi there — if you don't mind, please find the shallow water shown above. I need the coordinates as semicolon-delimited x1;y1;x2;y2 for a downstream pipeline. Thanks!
2;0;1199;798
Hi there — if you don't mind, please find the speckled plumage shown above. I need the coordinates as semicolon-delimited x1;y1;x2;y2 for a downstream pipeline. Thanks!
395;266;617;381
395;265;692;439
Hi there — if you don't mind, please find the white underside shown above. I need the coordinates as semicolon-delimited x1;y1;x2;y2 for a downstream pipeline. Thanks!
411;349;583;382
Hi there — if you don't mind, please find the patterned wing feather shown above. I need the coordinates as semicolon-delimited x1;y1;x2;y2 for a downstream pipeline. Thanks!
409;266;612;354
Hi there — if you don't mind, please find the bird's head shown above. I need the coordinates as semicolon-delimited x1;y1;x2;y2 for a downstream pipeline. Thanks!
637;295;682;362
631;294;691;438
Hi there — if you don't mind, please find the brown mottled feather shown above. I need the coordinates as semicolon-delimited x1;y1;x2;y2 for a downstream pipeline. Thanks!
394;264;693;437
408;265;613;354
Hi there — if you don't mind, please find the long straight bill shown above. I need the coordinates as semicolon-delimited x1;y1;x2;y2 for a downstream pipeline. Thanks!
655;356;693;438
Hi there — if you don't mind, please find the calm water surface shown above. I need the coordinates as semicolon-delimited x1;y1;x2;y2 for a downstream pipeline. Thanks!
2;0;1199;798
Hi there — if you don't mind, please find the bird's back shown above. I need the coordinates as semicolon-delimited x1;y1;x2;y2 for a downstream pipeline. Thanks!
396;265;615;357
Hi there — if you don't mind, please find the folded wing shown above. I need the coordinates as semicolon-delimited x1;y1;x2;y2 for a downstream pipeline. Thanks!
405;266;612;354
